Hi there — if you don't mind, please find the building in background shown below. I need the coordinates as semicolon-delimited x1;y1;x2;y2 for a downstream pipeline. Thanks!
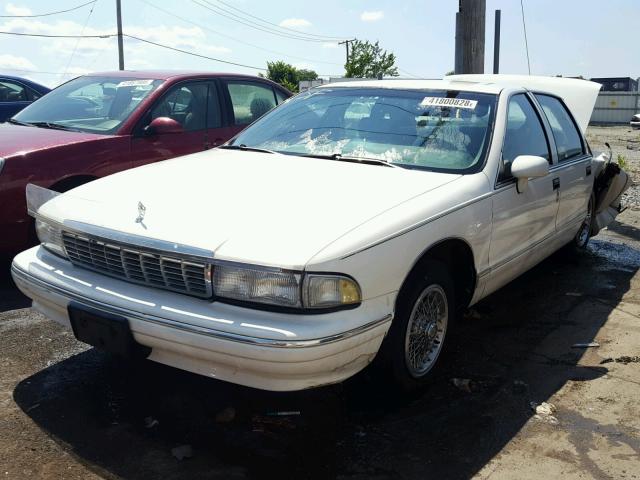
590;77;639;92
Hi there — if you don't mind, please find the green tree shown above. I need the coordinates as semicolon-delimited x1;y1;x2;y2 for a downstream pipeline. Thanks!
344;40;398;79
263;61;318;93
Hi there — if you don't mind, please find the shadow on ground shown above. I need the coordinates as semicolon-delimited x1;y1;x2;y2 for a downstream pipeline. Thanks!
12;237;639;479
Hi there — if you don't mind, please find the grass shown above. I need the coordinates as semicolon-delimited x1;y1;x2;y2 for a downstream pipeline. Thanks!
617;154;628;170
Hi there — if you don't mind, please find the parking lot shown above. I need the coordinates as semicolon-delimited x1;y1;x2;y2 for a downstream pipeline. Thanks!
1;204;639;477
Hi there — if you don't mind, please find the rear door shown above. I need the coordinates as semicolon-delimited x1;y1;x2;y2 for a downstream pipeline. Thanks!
220;79;280;138
0;79;32;121
130;80;209;168
487;93;558;293
533;93;592;232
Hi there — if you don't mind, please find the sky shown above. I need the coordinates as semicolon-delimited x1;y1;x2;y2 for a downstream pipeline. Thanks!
0;0;638;88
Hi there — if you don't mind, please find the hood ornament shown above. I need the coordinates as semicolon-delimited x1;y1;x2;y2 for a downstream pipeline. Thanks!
135;201;146;226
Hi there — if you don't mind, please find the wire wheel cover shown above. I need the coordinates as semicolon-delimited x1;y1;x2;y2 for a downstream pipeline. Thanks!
404;284;448;378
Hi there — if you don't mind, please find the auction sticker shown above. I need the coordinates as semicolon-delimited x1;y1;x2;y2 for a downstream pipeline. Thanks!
420;97;477;109
117;79;154;87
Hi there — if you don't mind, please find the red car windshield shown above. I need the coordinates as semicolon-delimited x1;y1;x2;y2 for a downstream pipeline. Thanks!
13;76;164;134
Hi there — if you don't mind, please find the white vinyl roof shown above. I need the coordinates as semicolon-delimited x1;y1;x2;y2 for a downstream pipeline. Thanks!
318;79;504;94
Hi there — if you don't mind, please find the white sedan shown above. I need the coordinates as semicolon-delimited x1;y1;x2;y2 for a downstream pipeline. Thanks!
11;75;629;392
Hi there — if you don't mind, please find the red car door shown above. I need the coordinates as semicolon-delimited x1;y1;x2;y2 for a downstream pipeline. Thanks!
130;80;209;168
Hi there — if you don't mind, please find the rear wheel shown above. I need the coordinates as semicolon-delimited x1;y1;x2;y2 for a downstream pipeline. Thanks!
379;260;454;392
573;192;596;249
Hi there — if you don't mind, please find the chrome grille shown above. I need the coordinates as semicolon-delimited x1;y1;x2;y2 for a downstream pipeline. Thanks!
62;232;212;298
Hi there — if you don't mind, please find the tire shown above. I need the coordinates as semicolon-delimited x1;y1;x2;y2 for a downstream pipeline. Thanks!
572;192;596;250
378;260;455;392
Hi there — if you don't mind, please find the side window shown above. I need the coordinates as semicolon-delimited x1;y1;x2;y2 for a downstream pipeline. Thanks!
226;82;276;125
274;88;288;104
0;81;28;102
207;82;222;129
499;94;550;183
27;88;42;101
534;94;584;162
151;83;208;131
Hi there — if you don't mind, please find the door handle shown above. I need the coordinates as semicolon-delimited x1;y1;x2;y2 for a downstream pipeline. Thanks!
552;178;560;190
586;165;592;176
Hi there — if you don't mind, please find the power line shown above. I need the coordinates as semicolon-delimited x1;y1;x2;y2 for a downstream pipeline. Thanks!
139;0;342;66
520;0;531;75
213;0;345;41
123;34;265;70
0;30;114;38
0;0;97;18
192;0;338;43
63;0;99;78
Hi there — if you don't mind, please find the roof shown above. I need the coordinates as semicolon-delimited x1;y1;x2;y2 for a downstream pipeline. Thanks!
318;78;504;94
86;70;271;81
0;74;50;92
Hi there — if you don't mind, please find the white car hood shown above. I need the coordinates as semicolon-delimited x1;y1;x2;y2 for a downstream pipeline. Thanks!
43;149;460;268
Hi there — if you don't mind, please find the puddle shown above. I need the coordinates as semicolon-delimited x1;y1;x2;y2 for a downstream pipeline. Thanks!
587;239;640;271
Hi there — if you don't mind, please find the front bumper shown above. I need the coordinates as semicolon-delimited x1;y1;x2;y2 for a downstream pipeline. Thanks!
12;246;393;391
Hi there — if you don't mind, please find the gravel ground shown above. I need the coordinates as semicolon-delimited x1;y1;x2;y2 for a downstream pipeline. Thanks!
586;125;640;208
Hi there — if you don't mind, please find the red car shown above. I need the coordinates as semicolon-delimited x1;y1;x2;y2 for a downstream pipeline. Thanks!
0;71;291;257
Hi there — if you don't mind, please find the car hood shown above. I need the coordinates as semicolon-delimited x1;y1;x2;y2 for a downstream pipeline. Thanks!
0;123;105;158
42;149;461;268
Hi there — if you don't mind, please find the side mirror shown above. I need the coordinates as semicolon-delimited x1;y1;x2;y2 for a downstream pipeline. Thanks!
144;117;183;136
511;155;549;193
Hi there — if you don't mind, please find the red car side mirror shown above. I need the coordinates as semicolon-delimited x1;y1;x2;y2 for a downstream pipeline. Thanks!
145;117;184;135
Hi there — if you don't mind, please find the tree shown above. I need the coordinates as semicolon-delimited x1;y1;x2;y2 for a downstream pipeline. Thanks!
344;40;398;79
263;61;318;93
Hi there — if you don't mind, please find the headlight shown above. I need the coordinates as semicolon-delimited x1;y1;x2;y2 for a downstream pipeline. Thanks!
303;275;361;309
214;264;302;307
35;218;67;258
212;264;361;310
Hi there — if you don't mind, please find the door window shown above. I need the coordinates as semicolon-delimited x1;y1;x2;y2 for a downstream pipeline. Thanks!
499;94;550;183
151;83;208;131
0;81;27;102
534;94;584;162
226;82;276;125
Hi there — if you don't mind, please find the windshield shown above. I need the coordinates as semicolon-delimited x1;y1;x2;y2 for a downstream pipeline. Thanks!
13;76;164;134
230;87;497;172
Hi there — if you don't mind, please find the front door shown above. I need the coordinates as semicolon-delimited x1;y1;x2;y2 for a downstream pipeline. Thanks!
130;81;211;168
486;93;559;295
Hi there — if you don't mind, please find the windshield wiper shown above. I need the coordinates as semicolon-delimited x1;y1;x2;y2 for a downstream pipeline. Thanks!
299;153;399;168
27;121;77;131
6;118;33;127
219;144;276;154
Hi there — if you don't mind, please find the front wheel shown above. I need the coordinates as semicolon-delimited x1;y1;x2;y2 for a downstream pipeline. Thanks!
379;260;454;392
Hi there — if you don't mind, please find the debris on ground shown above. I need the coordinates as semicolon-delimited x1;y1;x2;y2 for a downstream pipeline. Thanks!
530;402;558;425
571;342;600;348
144;416;159;429
215;406;236;423
451;378;472;393
171;444;193;461
266;411;301;417
565;292;583;297
601;355;640;364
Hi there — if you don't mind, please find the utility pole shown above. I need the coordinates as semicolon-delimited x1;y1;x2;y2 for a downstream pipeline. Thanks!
454;0;486;74
116;0;124;70
493;9;501;74
338;38;356;65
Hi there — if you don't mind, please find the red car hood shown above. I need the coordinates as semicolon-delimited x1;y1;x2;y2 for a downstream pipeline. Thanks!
0;123;107;158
